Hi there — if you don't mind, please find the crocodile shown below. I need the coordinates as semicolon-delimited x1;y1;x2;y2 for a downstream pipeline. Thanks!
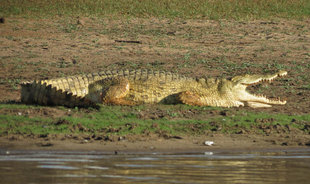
21;69;287;108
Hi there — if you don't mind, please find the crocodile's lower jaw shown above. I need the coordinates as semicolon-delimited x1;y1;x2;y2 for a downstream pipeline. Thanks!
246;100;286;108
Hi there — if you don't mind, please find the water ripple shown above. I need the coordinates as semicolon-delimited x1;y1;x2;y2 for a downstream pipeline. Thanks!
84;165;109;170
37;165;79;170
0;157;94;162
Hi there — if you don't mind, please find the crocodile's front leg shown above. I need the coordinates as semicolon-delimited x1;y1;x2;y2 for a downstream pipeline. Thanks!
179;91;206;106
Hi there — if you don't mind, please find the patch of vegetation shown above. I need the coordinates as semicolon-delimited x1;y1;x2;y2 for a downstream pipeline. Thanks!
0;104;309;138
1;0;309;20
0;78;21;90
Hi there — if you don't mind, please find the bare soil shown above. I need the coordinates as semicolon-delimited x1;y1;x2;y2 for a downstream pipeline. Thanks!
1;133;309;153
0;17;309;151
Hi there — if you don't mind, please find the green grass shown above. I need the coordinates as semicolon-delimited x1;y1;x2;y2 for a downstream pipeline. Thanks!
0;104;309;137
1;0;309;20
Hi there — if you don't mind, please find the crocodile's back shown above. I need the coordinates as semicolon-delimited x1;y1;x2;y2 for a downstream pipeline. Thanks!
86;69;197;104
125;71;196;103
21;69;197;107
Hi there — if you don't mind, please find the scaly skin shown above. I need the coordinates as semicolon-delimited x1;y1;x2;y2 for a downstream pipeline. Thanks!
21;69;287;108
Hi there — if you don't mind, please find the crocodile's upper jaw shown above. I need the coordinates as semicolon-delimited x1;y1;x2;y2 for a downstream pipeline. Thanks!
232;70;287;108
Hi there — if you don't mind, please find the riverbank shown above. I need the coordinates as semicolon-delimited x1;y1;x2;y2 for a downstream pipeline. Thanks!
1;133;309;154
1;1;309;153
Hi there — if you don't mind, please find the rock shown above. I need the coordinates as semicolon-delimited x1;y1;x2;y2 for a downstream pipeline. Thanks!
0;17;5;24
204;141;214;146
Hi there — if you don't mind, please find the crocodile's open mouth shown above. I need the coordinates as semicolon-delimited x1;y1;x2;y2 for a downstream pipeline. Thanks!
240;71;288;108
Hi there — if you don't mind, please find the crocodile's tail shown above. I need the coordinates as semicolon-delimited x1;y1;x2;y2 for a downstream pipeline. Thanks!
21;81;97;108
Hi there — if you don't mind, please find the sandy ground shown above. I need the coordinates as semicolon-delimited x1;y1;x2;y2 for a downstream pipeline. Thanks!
1;134;309;153
0;17;309;151
1;17;310;114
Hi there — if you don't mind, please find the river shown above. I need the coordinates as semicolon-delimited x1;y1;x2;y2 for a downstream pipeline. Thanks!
0;149;309;184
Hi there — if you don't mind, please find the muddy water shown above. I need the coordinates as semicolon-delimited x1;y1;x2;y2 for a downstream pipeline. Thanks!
0;149;309;184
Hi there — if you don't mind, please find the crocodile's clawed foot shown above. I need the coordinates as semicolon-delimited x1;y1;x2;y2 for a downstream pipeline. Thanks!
103;97;137;106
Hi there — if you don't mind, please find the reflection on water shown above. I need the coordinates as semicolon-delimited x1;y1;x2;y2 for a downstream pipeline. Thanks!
0;149;310;184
